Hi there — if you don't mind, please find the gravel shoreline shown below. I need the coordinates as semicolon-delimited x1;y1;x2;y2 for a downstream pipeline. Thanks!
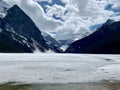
1;81;120;90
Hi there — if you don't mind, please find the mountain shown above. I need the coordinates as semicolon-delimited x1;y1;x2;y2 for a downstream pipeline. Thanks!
52;31;90;47
42;32;63;52
0;5;51;53
0;0;9;18
42;32;62;47
0;28;33;52
66;19;120;54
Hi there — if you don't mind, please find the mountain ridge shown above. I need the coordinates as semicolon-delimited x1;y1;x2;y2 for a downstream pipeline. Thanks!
66;20;120;54
0;4;61;53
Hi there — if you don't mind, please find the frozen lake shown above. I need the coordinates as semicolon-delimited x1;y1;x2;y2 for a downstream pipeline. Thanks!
0;54;120;84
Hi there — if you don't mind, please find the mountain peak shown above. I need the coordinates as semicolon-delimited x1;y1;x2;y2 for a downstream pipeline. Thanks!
5;4;37;29
0;4;50;52
11;4;20;10
105;19;115;25
7;4;24;15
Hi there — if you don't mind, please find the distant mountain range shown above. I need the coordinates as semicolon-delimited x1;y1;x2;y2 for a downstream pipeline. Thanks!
66;19;120;54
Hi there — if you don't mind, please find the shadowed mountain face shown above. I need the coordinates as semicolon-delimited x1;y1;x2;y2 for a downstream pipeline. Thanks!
0;29;33;53
0;5;49;53
66;19;120;54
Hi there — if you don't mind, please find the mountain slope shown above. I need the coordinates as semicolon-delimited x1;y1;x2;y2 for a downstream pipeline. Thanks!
42;32;63;52
42;32;62;47
66;19;120;54
0;28;33;53
0;5;50;53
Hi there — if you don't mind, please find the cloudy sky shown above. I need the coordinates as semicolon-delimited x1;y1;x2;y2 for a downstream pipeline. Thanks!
3;0;120;40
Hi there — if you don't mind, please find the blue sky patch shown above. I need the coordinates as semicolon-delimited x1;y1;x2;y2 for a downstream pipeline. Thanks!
37;0;66;12
105;4;113;10
52;0;65;7
37;0;66;21
112;8;120;13
52;14;64;21
105;4;120;13
90;24;102;30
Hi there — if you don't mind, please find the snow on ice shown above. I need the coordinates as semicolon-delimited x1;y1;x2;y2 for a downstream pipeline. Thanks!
0;54;120;84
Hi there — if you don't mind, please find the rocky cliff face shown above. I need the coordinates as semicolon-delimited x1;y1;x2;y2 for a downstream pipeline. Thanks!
66;20;120;54
0;28;33;53
0;5;50;53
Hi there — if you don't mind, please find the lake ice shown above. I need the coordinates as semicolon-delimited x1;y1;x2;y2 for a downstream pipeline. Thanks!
0;54;120;84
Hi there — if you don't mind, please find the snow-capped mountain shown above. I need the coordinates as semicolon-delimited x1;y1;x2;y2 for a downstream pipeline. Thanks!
0;4;61;53
0;0;9;18
66;19;120;54
42;32;62;47
42;32;63;52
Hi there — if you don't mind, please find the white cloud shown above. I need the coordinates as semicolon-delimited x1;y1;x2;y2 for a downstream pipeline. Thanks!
3;0;120;41
34;0;52;3
46;4;66;20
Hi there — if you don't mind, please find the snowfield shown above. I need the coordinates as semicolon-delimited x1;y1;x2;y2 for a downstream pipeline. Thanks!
0;54;120;84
